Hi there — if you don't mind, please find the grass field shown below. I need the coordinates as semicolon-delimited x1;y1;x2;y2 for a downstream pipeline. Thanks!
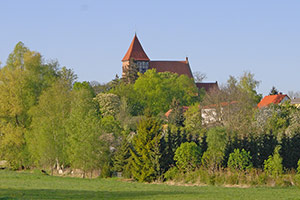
0;170;300;200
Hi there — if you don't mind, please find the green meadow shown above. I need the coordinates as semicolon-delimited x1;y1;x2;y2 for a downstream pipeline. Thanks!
0;170;300;200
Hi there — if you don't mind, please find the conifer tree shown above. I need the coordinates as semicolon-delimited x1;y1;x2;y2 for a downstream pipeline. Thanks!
129;117;162;182
112;137;131;177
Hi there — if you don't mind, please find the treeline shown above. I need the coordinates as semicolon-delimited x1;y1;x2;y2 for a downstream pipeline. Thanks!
1;43;300;185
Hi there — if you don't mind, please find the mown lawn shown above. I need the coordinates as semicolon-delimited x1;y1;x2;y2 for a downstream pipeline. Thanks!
0;170;300;200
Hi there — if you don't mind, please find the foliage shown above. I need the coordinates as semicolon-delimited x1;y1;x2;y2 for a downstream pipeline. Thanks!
94;93;121;117
264;146;283;177
129;117;162;182
168;98;185;126
163;166;180;180
297;159;300;174
133;69;198;115
202;127;227;172
28;80;72;171
0;42;60;168
269;86;279;95
227;149;252;171
112;137;131;177
174;142;202;172
184;104;204;142
66;86;108;177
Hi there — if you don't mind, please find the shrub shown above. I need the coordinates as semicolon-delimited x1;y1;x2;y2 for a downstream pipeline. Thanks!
174;142;202;172
264;145;283;177
227;149;252;171
202;127;227;172
164;167;180;181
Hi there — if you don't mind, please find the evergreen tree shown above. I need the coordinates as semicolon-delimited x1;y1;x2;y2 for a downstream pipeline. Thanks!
112;137;131;177
129;117;162;182
269;86;279;95
168;98;185;127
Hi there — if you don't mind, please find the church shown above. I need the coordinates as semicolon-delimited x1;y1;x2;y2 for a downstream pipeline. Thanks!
122;34;218;92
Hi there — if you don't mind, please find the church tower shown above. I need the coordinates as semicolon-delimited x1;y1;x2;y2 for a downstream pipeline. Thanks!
122;34;150;77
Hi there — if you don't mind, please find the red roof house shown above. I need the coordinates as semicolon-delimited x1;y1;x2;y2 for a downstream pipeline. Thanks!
122;34;193;79
196;82;219;93
257;94;290;109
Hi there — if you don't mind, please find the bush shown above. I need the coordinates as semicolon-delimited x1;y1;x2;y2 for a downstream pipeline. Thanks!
227;149;252;171
202;127;227;172
174;142;202;172
164;167;180;181
264;146;283;177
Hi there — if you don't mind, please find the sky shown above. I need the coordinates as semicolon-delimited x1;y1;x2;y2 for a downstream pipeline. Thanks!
0;0;299;95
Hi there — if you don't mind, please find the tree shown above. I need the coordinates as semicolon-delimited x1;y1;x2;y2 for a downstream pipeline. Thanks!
174;142;202;172
227;149;252;171
0;42;59;168
264;145;283;177
28;80;72;172
202;127;227;172
238;71;262;105
94;93;121;117
66;86;107;178
168;98;185;127
112;137;131;177
129;117;162;182
202;72;261;137
184;104;204;142
269;86;279;95
133;69;198;115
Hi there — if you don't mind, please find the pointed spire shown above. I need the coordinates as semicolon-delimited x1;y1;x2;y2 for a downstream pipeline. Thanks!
122;34;150;61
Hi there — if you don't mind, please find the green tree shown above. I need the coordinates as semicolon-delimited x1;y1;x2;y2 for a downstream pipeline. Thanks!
133;69;197;115
237;71;262;105
112;137;131;177
269;86;279;95
202;127;227;172
94;93;121;117
174;142;202;172
0;42;58;168
66;86;107;178
129;117;162;182
184;104;204;142
168;98;185;127
227;149;252;171
28;80;72;172
264;145;283;177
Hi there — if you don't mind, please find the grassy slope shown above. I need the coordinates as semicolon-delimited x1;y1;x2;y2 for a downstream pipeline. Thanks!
0;171;300;200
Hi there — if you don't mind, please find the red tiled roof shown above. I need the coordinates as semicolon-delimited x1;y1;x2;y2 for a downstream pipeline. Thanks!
149;60;193;78
122;34;150;61
257;94;289;108
196;82;219;93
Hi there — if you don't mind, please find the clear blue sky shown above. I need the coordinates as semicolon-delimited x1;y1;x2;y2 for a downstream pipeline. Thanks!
1;0;299;95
